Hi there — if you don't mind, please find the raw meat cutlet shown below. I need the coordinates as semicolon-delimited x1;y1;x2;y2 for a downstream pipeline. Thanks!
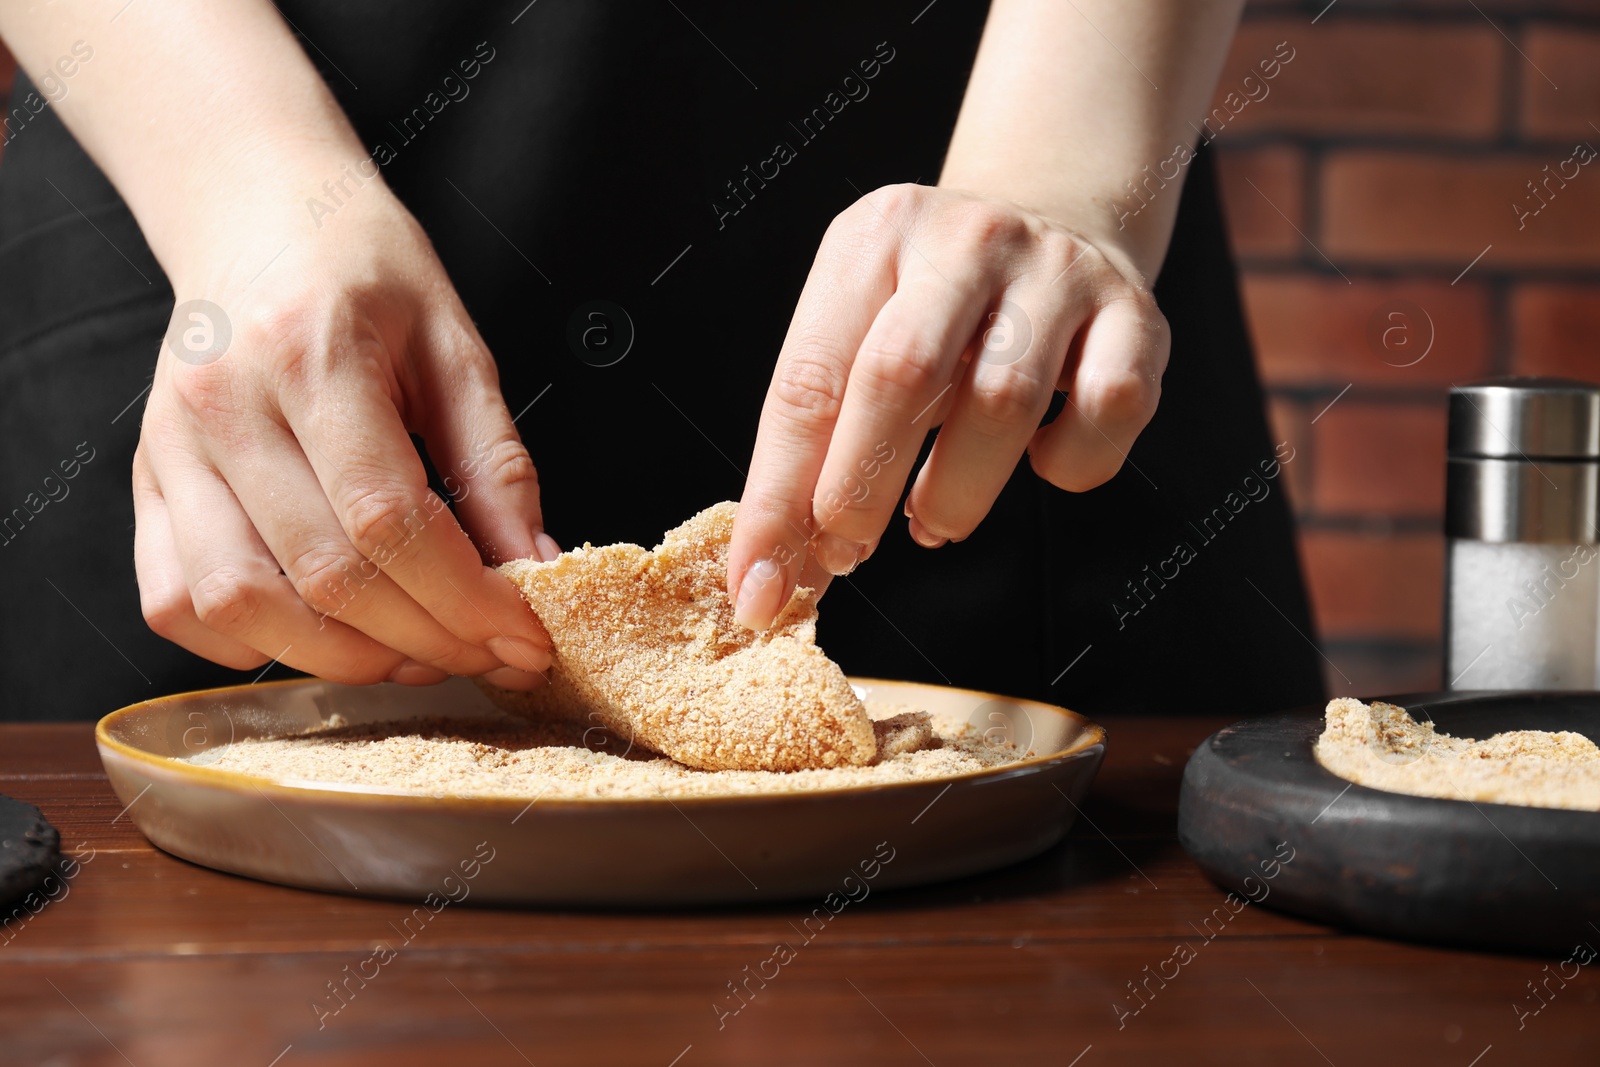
482;502;877;771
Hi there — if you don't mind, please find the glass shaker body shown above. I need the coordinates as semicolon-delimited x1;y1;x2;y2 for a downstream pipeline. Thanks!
1444;380;1600;691
1446;537;1599;689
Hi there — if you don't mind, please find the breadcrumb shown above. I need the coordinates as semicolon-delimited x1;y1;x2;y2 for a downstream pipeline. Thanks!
1314;697;1600;811
183;704;1027;799
483;503;876;771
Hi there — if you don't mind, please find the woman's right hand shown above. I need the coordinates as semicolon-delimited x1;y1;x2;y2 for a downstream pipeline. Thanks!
133;183;557;689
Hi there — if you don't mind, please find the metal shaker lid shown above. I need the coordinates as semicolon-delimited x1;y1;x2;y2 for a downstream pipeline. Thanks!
1448;377;1600;459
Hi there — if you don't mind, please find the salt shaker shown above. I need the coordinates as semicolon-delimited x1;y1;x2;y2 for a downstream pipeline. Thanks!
1446;377;1600;690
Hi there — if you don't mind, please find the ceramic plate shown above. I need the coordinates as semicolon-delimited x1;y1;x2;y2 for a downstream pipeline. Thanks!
97;676;1106;906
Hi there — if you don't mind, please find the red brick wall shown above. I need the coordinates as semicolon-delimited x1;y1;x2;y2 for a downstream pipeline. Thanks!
1215;0;1600;694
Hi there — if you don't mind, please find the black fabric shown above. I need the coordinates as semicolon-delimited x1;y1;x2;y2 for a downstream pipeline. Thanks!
0;1;1324;721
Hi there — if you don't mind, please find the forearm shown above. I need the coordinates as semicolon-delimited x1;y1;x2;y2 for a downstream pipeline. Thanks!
939;0;1245;281
0;2;370;287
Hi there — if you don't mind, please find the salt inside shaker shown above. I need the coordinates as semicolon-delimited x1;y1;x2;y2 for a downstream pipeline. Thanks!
1446;377;1600;690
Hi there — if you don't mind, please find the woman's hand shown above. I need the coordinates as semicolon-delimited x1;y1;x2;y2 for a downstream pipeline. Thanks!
728;183;1169;629
134;187;557;689
0;0;558;686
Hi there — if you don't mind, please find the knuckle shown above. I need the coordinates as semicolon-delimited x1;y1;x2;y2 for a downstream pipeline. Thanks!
235;302;318;379
475;438;539;493
1042;228;1087;278
1030;447;1068;489
139;582;192;641
772;349;848;423
341;486;431;560
828;183;921;247
327;659;398;687
191;566;267;634
288;548;369;619
870;182;923;223
431;642;500;677
906;491;968;540
876;182;928;217
1119;286;1166;329
856;324;944;396
413;641;473;673
950;200;1025;254
168;358;245;421
966;370;1048;431
1084;363;1162;428
1030;443;1121;493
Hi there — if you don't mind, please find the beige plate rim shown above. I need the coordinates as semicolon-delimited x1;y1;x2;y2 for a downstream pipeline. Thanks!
95;675;1108;809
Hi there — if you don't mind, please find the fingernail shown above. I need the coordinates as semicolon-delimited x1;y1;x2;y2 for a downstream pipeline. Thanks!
480;665;547;691
734;557;784;630
389;660;449;686
488;635;552;674
908;516;948;549
814;532;866;577
533;531;562;563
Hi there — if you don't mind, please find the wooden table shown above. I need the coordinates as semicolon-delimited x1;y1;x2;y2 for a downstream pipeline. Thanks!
1;717;1594;1065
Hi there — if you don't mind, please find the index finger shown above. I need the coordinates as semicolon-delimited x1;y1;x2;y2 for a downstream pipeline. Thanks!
729;206;897;630
278;359;552;674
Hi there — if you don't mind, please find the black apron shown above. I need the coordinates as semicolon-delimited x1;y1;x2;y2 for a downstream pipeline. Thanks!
0;1;1325;721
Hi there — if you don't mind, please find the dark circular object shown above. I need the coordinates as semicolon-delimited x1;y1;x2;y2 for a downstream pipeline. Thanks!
565;299;634;368
1178;691;1600;954
1365;297;1433;369
0;794;61;913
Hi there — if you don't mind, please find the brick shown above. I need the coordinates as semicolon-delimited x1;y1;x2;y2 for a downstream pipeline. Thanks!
1213;21;1501;139
1520;26;1600;140
1311;400;1447;517
1301;529;1444;641
1322;151;1600;267
1216;147;1305;259
1509;284;1600;381
1266;396;1313;512
1242;274;1493;387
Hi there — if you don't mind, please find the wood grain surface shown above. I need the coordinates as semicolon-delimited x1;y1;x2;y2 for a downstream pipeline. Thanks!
1;717;1594;1066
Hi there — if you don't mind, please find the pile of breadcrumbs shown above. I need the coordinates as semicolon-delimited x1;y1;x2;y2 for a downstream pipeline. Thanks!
186;703;1030;800
1315;697;1600;811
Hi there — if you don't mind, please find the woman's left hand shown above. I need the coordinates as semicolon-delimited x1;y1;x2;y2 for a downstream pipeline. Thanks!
728;183;1170;630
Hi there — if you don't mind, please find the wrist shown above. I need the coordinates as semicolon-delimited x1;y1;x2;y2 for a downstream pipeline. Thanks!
161;139;400;294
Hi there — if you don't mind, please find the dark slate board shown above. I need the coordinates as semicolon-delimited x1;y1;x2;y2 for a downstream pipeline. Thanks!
0;794;61;916
1178;691;1600;954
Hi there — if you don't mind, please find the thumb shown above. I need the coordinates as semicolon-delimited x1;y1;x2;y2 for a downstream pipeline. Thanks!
420;332;557;567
